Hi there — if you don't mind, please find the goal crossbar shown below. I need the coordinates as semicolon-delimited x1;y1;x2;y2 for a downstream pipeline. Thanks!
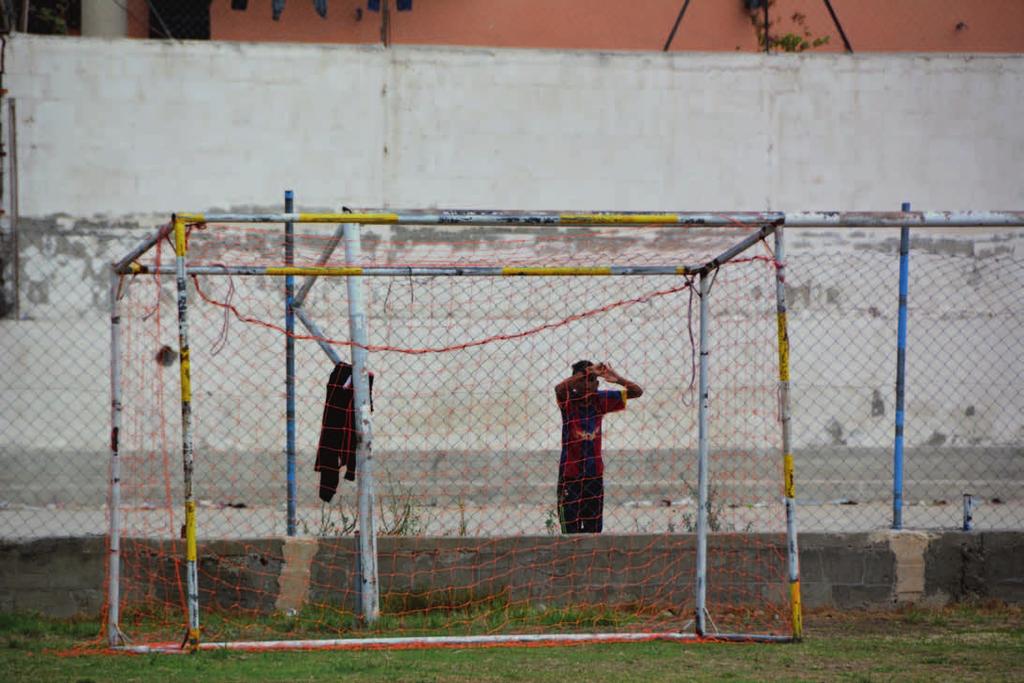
171;209;1024;226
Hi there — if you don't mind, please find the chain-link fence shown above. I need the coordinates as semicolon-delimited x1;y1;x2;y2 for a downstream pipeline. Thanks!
0;225;1022;542
787;231;1024;531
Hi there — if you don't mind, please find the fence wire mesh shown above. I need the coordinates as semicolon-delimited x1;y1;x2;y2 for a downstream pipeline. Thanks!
786;231;1024;531
1;226;1022;544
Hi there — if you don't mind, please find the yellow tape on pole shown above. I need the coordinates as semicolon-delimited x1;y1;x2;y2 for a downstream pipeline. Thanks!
776;312;790;382
790;581;803;639
187;628;200;652
266;266;364;277
185;500;197;562
179;350;191;404
300;212;398;224
174;219;186;257
784;453;795;499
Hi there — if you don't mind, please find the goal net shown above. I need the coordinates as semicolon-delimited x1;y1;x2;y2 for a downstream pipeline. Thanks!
106;210;799;651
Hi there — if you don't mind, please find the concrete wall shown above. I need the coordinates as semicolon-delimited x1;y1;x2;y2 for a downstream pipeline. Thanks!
6;36;1024;217
1;35;1023;536
2;532;1022;618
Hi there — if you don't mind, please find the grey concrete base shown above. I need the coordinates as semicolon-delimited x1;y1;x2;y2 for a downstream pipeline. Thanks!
2;532;1022;618
0;537;106;617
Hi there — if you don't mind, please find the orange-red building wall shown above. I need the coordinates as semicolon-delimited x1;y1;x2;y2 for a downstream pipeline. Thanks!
126;0;1023;52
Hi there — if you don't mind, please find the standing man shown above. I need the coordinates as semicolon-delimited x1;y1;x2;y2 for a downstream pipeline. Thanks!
555;360;643;534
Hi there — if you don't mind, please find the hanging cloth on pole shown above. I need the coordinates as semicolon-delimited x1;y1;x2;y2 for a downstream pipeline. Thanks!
314;361;374;503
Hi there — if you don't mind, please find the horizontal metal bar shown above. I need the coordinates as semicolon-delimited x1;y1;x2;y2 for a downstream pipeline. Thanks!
175;211;771;226
120;264;703;276
170;210;1024;227
782;210;1024;227
112;629;793;653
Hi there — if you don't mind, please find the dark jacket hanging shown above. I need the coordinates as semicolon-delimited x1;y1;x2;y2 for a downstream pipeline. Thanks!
315;361;374;503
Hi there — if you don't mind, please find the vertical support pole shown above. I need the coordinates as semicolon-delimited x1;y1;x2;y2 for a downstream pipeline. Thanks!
763;1;770;53
774;225;803;641
694;269;710;637
107;268;124;647
962;494;975;531
892;202;910;530
380;0;390;46
9;99;20;320
284;191;297;536
344;222;379;624
173;215;200;652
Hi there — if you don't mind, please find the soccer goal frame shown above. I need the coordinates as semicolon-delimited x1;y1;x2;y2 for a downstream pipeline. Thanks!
107;206;1024;653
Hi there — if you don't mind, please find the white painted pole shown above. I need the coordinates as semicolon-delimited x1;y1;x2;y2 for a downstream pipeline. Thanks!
344;222;379;624
107;268;124;647
694;269;711;636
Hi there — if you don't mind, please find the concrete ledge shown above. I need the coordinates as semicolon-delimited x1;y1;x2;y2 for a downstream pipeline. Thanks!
2;532;1022;618
0;537;106;618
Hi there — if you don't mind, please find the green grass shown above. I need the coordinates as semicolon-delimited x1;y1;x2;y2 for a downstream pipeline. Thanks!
2;603;1023;682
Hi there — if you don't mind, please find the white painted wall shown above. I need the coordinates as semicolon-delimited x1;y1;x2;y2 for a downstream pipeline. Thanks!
6;35;1024;217
1;36;1023;531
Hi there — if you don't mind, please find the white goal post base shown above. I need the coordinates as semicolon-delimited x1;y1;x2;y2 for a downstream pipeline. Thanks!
113;630;795;654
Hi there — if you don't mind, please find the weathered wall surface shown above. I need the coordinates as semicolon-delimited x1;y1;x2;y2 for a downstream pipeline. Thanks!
0;36;1022;536
5;36;1024;216
2;532;1022;618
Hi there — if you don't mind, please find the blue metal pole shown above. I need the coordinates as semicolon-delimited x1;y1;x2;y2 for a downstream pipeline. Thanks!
892;201;910;530
285;190;297;536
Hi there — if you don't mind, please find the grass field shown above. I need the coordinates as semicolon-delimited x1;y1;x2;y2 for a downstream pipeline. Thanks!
2;603;1022;682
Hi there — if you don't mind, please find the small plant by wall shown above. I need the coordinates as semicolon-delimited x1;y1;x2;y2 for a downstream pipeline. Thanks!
749;1;831;52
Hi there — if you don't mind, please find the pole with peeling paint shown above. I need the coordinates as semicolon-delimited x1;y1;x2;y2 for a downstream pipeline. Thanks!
173;215;201;651
694;267;710;637
773;225;803;640
892;202;910;530
285;190;297;536
345;221;379;623
107;268;124;647
166;210;1024;228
